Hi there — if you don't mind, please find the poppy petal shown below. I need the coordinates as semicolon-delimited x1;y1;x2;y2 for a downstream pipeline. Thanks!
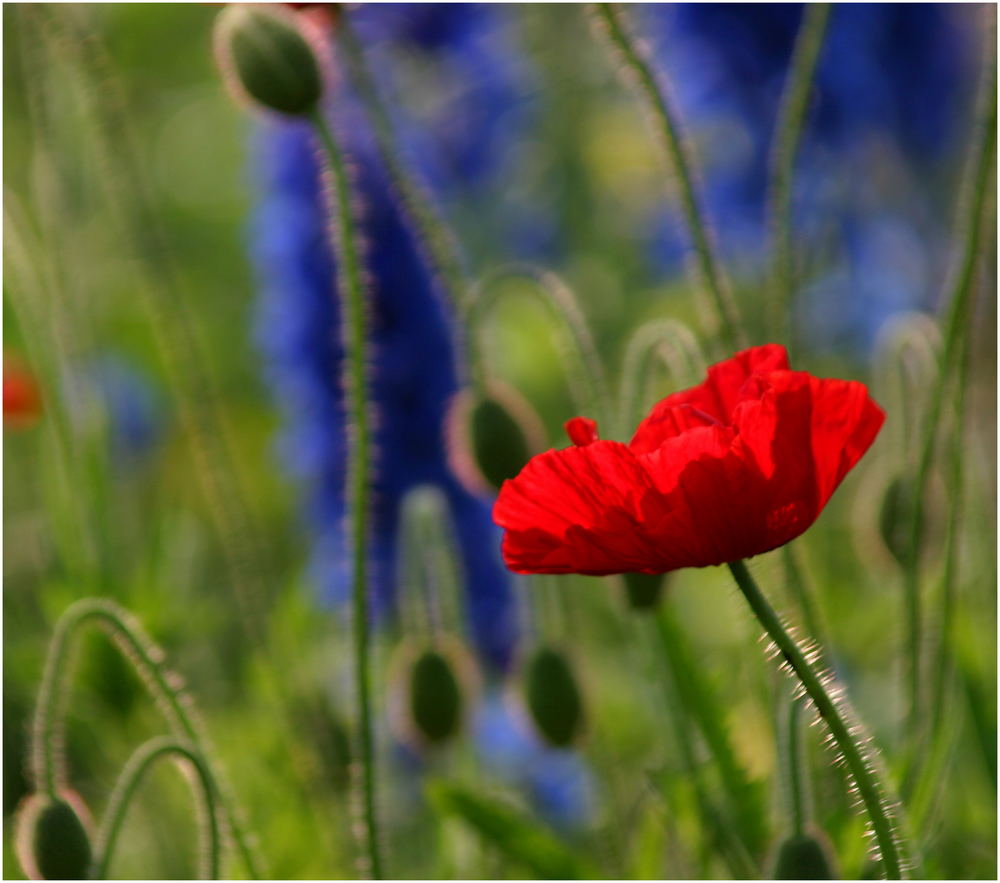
732;370;885;546
630;344;789;454
495;441;672;574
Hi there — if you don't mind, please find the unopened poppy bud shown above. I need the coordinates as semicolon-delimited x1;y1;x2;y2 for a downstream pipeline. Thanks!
390;639;476;751
523;645;585;748
878;474;914;566
214;4;323;117
447;382;546;495
14;791;92;880
622;571;667;610
769;830;838;879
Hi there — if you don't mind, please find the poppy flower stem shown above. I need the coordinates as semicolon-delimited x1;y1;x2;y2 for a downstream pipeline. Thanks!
309;110;383;880
91;737;221;880
727;560;910;880
767;2;832;350
901;47;996;739
334;15;476;387
590;2;745;355
31;599;260;878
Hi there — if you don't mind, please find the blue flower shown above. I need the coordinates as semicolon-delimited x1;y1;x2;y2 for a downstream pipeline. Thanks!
638;4;981;349
251;113;519;671
473;689;596;832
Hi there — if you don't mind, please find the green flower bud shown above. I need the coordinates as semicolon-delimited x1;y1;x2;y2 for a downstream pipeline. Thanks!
214;4;323;117
523;645;585;748
622;571;668;611
770;830;838;880
878;473;914;566
447;382;546;495
390;639;477;751
410;650;463;745
14;791;92;880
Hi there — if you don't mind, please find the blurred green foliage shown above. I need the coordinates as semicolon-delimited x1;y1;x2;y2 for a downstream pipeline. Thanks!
3;4;996;880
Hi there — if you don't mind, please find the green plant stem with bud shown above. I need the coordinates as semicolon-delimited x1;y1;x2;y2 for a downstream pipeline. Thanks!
767;2;831;350
901;50;996;738
92;738;221;880
309;110;383;880
30;599;260;878
590;2;744;354
727;560;909;880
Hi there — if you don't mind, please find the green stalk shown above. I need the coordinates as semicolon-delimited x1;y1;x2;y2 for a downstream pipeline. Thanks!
651;604;767;859
309;112;382;880
784;695;809;837
781;544;829;652
901;49;996;734
727;560;909;880
767;3;832;349
590;3;744;354
30;599;260;878
643;617;759;879
91;738;221;880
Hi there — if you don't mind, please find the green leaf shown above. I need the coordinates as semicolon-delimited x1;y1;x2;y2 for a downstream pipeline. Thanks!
426;781;600;879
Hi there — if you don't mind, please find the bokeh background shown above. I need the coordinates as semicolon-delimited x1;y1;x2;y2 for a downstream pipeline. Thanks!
3;3;996;879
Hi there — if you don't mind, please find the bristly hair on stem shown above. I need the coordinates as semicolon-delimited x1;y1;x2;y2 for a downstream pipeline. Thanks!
727;560;913;880
308;109;384;880
30;598;261;878
587;2;745;356
91;738;221;880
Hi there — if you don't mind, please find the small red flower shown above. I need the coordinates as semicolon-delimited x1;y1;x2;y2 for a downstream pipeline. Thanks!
494;344;884;575
4;355;41;430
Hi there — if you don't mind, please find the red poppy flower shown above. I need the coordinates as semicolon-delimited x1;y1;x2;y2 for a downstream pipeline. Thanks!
3;355;41;430
493;344;884;575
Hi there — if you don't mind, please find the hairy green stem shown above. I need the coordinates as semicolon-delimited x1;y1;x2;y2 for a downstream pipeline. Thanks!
310;112;382;880
590;3;744;353
335;14;475;383
767;3;831;348
30;598;260;878
901;49;996;734
727;560;908;879
91;738;221;880
469;264;613;428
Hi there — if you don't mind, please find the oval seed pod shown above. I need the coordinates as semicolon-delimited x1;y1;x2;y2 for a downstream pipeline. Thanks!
622;571;667;611
214;4;323;117
447;381;546;495
14;791;92;881
524;645;585;748
770;830;838;880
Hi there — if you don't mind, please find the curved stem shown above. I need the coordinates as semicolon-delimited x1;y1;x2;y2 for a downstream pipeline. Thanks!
590;3;744;354
91;738;220;880
29;598;261;879
468;264;613;429
617;318;705;437
767;3;831;349
727;560;909;880
902;50;995;735
310;112;382;879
